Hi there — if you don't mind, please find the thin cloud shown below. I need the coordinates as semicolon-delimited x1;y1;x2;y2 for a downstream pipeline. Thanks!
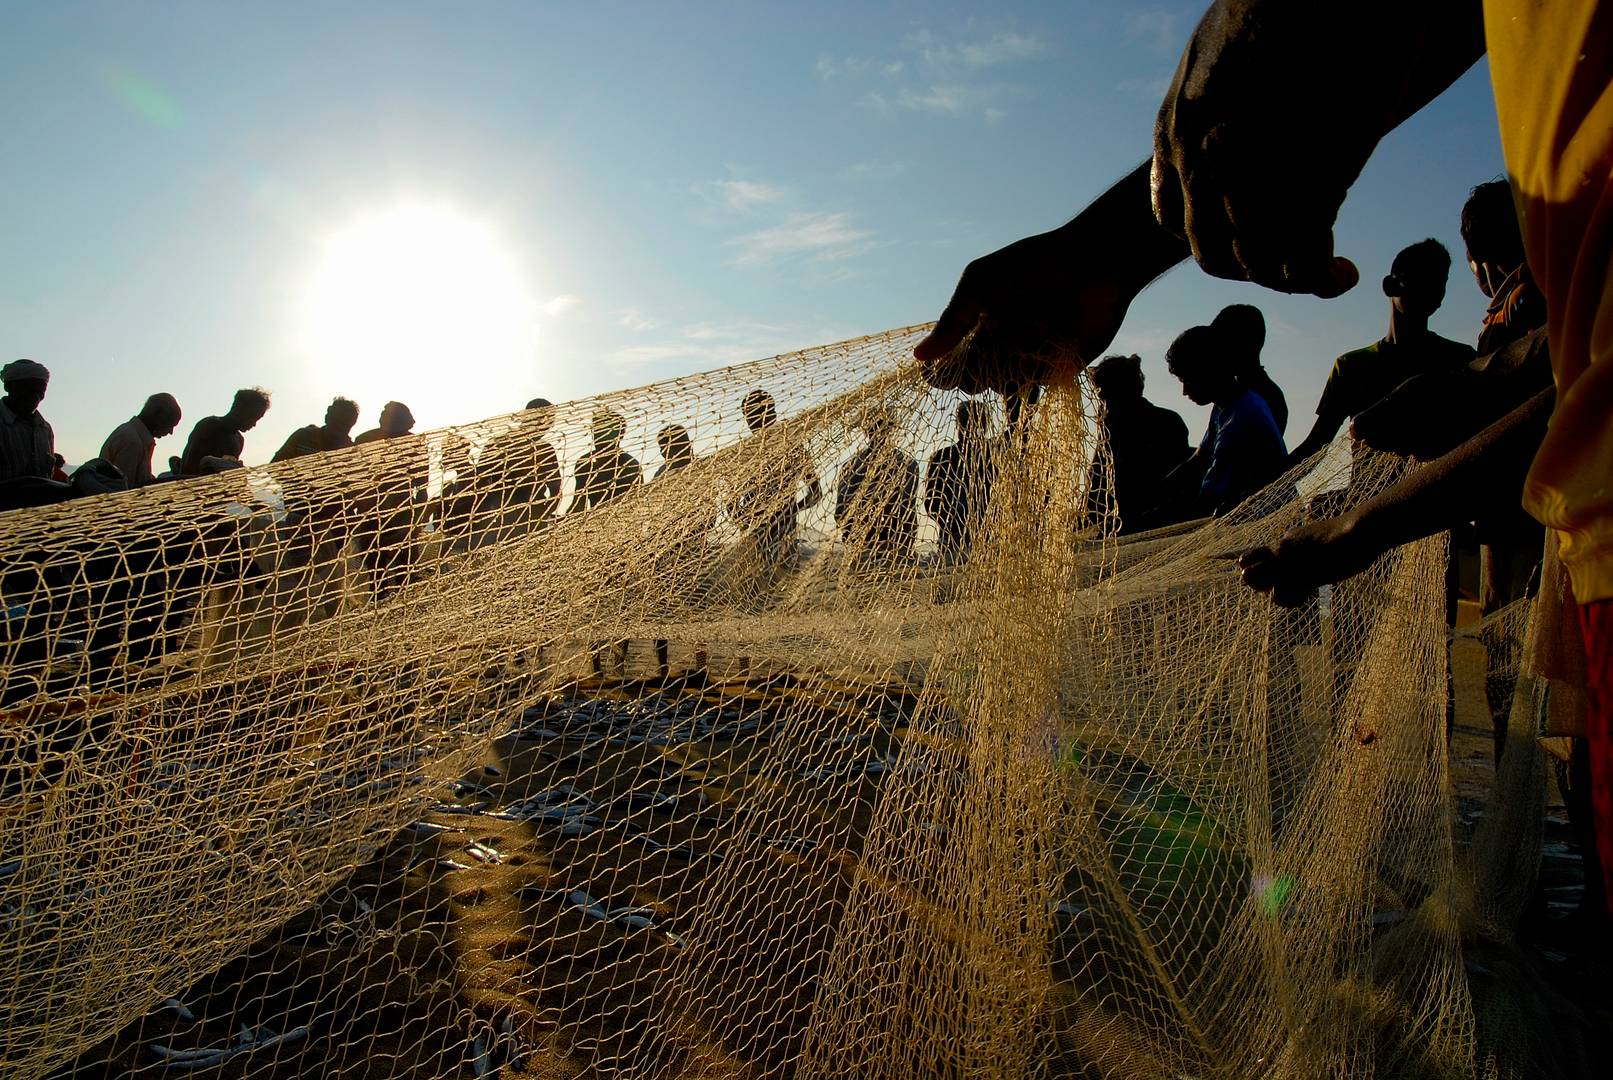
616;307;660;331
826;25;1044;122
899;85;968;114
710;178;785;212
602;321;801;374
841;160;908;181
682;320;786;341
897;83;1022;119
1116;75;1171;99
727;211;873;267
540;294;582;317
1126;10;1184;56
817;54;906;80
904;27;1047;68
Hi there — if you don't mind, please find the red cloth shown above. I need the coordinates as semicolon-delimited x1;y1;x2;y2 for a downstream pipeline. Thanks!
1583;599;1613;913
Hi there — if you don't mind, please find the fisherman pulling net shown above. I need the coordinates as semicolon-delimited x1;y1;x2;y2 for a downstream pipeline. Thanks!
0;327;1573;1078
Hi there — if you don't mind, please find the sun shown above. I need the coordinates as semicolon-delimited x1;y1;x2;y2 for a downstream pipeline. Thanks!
299;202;539;427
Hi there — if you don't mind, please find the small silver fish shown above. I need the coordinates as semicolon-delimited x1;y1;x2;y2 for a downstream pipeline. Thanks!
160;998;195;1022
465;842;504;864
402;820;459;837
429;801;489;816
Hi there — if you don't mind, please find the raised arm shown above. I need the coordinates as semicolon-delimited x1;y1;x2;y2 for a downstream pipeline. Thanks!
916;161;1190;393
918;0;1485;395
1240;387;1553;606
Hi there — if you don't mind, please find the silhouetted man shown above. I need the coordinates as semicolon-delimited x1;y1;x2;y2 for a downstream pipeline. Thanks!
1289;240;1475;468
465;398;563;544
99;393;182;487
0;359;55;483
273;397;360;462
1164;325;1287;520
1464;179;1547;356
573;408;641;510
836;411;919;563
180;388;270;475
655;424;694;479
730;389;822;573
1211;305;1288;436
354;401;415;445
926;400;998;562
1085;353;1191;534
350;402;424;599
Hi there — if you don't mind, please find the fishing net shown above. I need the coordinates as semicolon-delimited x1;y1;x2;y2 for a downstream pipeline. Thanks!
0;326;1564;1078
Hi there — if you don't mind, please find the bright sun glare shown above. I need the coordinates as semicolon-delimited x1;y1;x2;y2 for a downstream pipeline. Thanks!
300;203;538;426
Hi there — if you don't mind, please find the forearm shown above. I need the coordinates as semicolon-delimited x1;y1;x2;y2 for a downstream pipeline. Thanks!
1052;160;1189;296
1343;387;1553;554
1180;0;1484;146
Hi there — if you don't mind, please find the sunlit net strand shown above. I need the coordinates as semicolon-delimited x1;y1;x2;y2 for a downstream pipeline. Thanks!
0;326;1552;1078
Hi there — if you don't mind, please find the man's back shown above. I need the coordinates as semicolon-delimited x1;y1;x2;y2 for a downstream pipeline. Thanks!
0;400;55;483
100;417;157;485
575;447;641;510
1241;366;1289;436
838;445;918;557
1095;397;1191;531
926;440;996;554
1319;334;1476;427
1200;389;1287;517
180;415;242;474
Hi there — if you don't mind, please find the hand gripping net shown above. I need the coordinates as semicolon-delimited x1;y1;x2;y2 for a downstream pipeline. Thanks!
0;327;1562;1078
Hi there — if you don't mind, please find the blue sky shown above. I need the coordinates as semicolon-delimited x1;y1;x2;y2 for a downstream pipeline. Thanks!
2;2;1505;465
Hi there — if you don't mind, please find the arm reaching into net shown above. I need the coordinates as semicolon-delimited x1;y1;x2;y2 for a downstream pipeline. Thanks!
1239;387;1553;607
917;0;1485;394
915;162;1190;394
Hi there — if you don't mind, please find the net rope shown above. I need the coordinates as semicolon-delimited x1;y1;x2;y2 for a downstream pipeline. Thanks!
0;326;1562;1077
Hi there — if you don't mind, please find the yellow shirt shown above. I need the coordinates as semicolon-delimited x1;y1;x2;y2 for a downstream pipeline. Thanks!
1487;0;1613;603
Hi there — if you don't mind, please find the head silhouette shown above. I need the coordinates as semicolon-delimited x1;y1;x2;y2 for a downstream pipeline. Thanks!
863;409;897;447
592;408;626;449
1383;238;1451;319
325;396;360;434
525;398;556;436
1166;325;1235;407
741;389;777;432
955;399;991;439
379;401;416;437
657;424;693;467
2;359;50;416
139;393;183;438
227;388;272;431
1210;305;1265;376
1461;180;1526;297
1090;354;1145;406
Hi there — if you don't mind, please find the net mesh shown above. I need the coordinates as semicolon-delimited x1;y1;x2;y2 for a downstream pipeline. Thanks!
0;326;1561;1078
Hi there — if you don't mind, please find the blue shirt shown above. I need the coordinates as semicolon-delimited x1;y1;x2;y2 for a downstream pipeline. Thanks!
1198;389;1287;516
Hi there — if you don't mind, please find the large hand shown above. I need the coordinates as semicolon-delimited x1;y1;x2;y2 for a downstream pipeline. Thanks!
1238;512;1377;608
915;161;1188;395
914;233;1133;394
1151;0;1482;296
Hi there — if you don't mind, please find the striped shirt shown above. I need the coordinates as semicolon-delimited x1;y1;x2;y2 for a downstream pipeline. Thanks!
0;400;55;482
